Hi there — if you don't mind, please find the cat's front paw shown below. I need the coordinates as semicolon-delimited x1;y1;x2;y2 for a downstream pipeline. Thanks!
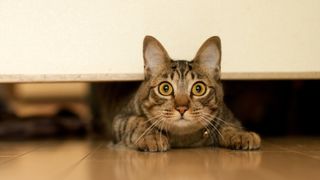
136;133;170;152
225;132;261;150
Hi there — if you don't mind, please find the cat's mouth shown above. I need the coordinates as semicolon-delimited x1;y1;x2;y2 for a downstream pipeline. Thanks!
173;116;196;125
176;116;190;121
175;114;189;121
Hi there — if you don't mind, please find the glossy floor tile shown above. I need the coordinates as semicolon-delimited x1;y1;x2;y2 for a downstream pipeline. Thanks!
0;137;319;180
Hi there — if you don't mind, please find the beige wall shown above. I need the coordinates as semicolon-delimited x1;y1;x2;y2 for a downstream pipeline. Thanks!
0;0;320;81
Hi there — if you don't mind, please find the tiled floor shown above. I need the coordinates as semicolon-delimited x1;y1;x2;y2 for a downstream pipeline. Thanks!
0;137;320;180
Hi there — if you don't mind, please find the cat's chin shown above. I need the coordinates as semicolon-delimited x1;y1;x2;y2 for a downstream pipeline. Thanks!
167;119;203;135
174;119;194;127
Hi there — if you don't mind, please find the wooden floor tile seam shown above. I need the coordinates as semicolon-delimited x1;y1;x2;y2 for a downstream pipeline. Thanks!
0;143;44;167
0;155;19;158
58;142;104;180
265;140;320;161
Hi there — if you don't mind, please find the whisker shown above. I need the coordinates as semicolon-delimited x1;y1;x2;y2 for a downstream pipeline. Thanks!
141;114;163;125
198;116;225;142
144;115;162;122
194;117;213;140
200;112;236;128
159;118;166;150
134;118;163;144
164;121;169;136
214;117;237;128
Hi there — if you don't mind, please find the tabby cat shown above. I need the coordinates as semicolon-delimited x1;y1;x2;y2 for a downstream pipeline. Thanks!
110;36;261;152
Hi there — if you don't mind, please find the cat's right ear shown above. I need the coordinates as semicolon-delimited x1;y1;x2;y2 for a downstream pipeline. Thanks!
143;36;170;78
193;36;221;80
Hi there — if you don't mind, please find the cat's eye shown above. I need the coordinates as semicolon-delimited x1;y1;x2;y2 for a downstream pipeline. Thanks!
158;82;173;96
192;82;207;96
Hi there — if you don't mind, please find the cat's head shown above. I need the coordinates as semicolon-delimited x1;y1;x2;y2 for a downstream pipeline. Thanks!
141;36;224;135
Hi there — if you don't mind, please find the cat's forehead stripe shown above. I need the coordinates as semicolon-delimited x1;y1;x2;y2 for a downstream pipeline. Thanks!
191;72;195;79
170;72;175;80
174;61;191;80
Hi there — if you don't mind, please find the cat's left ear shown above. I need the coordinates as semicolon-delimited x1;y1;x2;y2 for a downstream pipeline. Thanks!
143;36;171;78
193;36;221;80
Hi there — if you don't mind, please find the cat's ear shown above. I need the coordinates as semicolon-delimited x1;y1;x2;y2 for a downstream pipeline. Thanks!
143;36;170;78
193;36;221;80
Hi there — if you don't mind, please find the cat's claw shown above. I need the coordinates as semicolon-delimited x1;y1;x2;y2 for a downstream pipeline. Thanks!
136;134;170;152
227;132;261;150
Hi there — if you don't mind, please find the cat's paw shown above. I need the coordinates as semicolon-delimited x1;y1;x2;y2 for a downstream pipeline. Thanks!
136;133;170;152
225;132;261;150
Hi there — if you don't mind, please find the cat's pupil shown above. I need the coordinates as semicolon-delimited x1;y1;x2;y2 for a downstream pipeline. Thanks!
163;85;169;92
196;85;201;92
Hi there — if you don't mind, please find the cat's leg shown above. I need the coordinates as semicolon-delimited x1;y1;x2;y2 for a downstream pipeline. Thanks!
113;115;170;152
217;126;261;150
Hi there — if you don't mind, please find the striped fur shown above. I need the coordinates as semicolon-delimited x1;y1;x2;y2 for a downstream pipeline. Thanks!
110;36;261;151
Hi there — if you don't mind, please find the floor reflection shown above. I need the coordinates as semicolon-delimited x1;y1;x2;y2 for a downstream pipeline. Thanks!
2;138;320;180
89;145;262;180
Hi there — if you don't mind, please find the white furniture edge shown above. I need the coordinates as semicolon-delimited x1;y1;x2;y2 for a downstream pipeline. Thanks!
0;72;319;83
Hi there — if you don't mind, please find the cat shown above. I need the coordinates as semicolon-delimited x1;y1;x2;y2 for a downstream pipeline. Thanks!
96;36;261;152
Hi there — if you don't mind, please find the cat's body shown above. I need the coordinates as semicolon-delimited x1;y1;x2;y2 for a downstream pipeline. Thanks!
96;36;261;152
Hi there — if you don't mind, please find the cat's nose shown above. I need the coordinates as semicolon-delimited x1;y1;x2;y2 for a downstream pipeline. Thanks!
176;106;189;115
